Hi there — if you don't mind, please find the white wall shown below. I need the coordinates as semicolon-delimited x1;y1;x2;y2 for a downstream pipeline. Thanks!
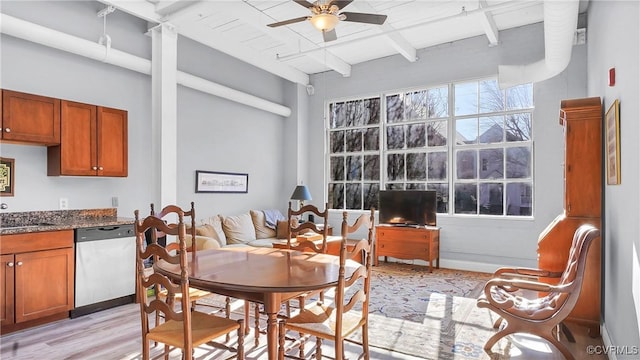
0;0;152;215
174;35;293;217
0;1;293;218
305;22;588;270
586;0;640;352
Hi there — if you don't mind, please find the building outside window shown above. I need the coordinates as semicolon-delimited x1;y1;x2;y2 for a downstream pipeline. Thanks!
327;78;533;217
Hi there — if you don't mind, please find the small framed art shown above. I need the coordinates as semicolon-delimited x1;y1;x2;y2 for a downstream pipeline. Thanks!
195;170;248;193
605;99;621;185
0;157;15;196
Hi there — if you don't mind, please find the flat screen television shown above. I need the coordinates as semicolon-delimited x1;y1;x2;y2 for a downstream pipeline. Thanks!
378;190;437;227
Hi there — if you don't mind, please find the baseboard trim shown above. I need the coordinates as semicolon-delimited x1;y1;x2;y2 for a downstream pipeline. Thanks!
601;322;618;360
378;257;503;273
439;259;503;273
70;294;135;319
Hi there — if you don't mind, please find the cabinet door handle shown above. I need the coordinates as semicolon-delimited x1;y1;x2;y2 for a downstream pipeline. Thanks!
92;166;98;170
16;261;23;266
98;166;104;170
4;128;10;133
7;262;14;267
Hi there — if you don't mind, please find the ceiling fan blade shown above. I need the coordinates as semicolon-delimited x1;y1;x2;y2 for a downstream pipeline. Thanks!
267;16;309;28
293;0;315;9
323;29;338;42
331;0;354;10
340;12;387;25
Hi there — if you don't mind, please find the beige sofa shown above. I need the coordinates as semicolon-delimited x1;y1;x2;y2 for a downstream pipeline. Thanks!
188;210;293;249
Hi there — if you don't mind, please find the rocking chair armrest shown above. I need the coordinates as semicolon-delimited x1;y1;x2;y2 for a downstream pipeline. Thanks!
494;267;563;279
484;278;575;309
486;277;572;298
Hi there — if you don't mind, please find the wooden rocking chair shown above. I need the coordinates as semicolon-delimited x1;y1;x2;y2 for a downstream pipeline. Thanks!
476;224;600;360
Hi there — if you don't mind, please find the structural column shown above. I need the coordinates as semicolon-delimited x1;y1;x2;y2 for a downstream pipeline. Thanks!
151;23;178;209
283;83;309;205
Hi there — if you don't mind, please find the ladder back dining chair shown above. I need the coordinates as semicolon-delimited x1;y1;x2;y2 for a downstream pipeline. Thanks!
277;211;374;360
134;207;245;359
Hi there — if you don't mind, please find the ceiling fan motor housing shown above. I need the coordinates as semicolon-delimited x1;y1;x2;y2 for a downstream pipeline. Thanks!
267;0;385;42
311;3;340;15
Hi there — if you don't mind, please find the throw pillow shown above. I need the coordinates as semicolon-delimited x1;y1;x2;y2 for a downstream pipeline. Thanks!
250;210;277;239
195;224;217;239
185;234;221;250
202;215;227;246
222;213;257;244
275;218;299;239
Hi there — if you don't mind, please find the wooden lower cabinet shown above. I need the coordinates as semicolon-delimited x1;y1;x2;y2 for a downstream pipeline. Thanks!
15;248;75;323
375;226;440;272
1;254;15;326
1;230;74;333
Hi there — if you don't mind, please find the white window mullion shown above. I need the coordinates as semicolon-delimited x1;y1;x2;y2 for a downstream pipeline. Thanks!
380;95;387;190
448;83;456;215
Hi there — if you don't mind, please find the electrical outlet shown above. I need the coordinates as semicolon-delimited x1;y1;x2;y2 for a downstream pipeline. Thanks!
59;198;69;210
111;196;119;207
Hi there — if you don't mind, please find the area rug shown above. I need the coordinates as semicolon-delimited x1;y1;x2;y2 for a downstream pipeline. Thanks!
199;262;510;359
354;263;506;359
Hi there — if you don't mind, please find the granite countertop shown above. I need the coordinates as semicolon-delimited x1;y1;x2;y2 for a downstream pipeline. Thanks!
0;208;134;235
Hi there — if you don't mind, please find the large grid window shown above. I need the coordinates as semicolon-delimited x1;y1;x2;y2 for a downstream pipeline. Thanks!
328;97;381;210
453;80;533;216
326;79;534;217
384;87;450;213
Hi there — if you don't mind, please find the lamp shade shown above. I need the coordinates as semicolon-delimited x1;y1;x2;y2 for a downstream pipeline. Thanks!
309;13;339;31
290;185;312;201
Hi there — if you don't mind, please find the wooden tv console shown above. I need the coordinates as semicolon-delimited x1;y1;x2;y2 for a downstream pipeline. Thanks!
375;225;440;272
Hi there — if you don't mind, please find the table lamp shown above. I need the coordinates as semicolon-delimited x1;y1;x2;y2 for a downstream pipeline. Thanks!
290;185;312;208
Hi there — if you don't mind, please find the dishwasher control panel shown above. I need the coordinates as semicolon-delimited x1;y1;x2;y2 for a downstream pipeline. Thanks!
75;224;135;242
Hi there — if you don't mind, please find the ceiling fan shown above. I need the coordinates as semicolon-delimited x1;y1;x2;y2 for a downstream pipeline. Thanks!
267;0;387;42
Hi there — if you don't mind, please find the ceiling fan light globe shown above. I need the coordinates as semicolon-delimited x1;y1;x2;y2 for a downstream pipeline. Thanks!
310;13;339;31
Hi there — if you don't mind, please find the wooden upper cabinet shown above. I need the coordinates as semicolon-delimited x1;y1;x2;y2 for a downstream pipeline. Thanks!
51;101;97;176
97;106;128;177
560;98;602;217
48;100;128;177
1;89;128;176
1;89;61;145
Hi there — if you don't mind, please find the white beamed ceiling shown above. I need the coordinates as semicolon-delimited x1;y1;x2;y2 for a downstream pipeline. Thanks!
99;0;587;85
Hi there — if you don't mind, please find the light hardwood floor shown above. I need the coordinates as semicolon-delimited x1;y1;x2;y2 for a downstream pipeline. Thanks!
0;300;607;359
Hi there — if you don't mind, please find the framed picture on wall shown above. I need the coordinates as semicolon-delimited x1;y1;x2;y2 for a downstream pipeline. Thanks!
605;99;621;185
0;157;15;197
195;170;248;193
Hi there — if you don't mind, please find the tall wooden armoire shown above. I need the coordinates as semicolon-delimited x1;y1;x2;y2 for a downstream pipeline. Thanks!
537;97;602;336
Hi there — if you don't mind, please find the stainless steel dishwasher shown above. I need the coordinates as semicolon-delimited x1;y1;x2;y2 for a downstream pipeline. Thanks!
70;224;136;318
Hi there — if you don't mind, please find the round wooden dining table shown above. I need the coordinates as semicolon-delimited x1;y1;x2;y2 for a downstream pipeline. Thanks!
153;246;360;360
